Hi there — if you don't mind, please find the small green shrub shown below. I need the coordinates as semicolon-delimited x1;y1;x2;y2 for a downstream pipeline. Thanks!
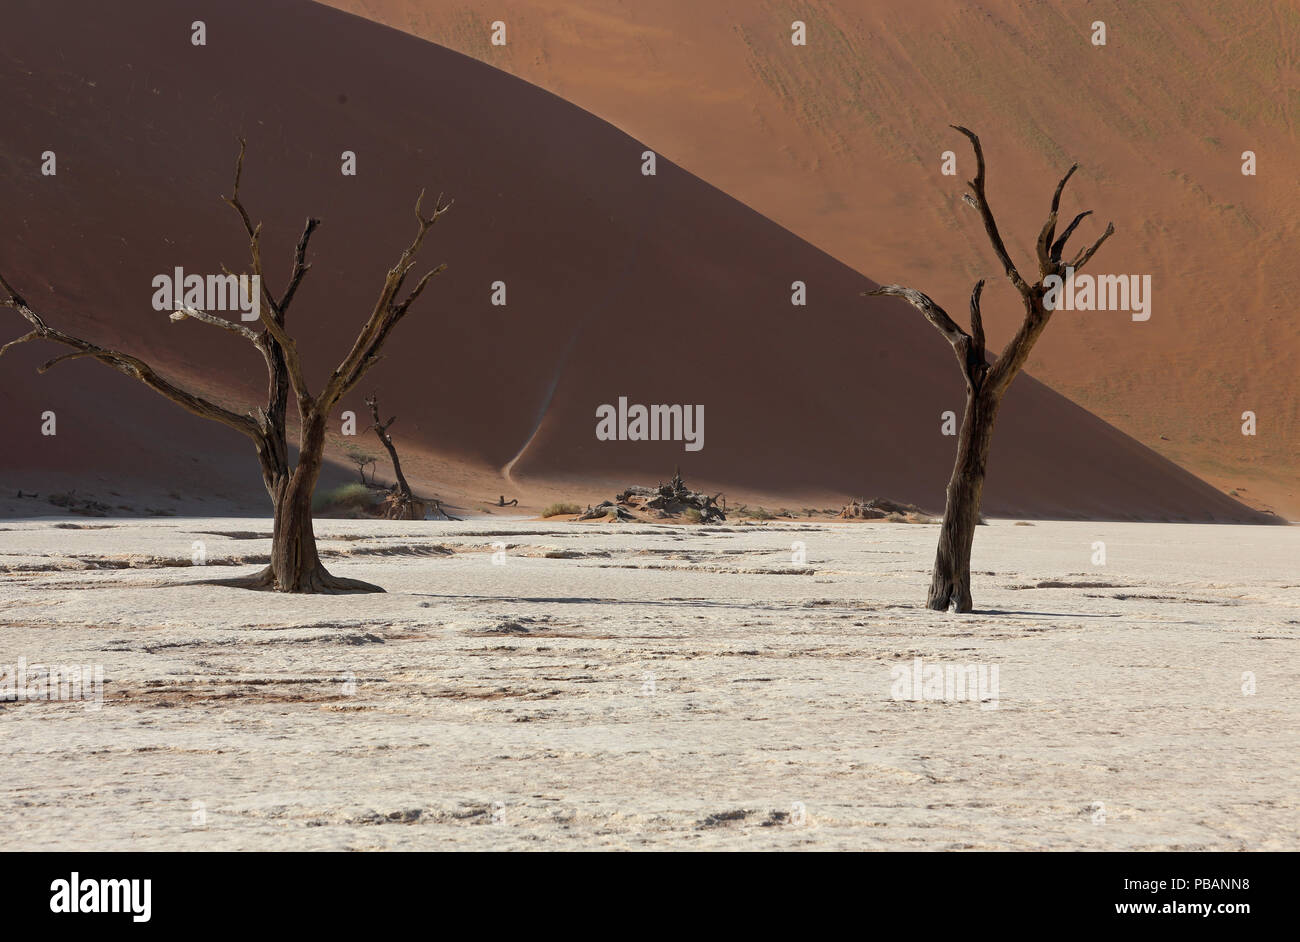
313;482;377;514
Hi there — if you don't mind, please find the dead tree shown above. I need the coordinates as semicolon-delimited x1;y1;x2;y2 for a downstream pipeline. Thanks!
0;140;451;593
866;126;1113;612
365;392;421;520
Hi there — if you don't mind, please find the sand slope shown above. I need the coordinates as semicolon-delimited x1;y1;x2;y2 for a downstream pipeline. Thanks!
324;0;1299;517
0;0;1274;522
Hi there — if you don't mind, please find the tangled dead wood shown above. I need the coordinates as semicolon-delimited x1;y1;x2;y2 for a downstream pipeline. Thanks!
579;469;725;523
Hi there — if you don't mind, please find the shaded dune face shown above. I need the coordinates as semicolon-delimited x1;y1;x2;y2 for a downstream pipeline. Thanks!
0;0;1271;522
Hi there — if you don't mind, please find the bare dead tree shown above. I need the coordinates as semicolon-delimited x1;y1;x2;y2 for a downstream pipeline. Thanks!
866;126;1113;612
365;392;421;520
1;139;451;592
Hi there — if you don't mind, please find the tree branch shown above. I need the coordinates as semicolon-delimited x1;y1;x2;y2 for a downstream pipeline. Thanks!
1050;210;1092;262
984;312;1045;398
390;191;452;300
951;124;1031;299
221;138;313;408
277;217;320;317
169;306;260;342
1036;163;1078;275
866;284;984;386
39;349;99;372
321;190;452;408
968;279;986;364
0;328;40;358
392;263;447;319
866;285;966;344
1070;222;1116;272
1;282;263;442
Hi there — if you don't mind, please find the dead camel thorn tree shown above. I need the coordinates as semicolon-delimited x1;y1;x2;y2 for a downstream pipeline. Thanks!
0;139;452;593
866;125;1114;613
364;392;423;520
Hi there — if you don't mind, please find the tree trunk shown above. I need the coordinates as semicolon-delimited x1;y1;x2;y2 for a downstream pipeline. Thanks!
928;387;999;612
375;430;420;520
378;434;412;500
220;413;383;593
366;395;423;519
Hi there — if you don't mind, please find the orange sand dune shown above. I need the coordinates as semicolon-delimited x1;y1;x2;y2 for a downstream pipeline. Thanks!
0;0;1276;522
324;0;1299;519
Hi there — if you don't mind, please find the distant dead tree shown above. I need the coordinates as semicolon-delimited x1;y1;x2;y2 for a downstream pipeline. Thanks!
866;126;1113;612
365;392;422;520
0;139;451;593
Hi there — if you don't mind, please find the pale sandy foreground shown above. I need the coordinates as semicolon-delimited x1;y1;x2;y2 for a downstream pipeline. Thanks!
1;517;1296;850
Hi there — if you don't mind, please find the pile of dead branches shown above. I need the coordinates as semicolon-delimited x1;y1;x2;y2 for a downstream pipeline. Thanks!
837;497;979;525
579;469;725;523
838;497;928;520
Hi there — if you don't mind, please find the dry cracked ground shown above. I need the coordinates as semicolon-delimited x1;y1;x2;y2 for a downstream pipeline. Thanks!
1;517;1297;850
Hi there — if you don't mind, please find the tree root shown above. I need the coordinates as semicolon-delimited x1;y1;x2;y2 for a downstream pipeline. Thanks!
926;578;972;613
198;564;385;594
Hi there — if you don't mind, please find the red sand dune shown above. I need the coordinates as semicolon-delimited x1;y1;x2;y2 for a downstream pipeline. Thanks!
0;0;1276;522
325;0;1299;520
